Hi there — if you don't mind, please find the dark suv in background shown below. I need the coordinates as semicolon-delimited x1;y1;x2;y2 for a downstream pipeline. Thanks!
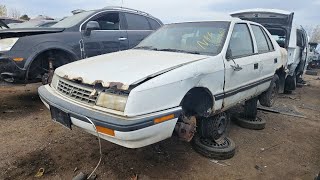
0;6;163;84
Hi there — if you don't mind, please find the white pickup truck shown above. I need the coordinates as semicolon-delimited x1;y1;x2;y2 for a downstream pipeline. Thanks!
39;18;287;159
231;9;308;93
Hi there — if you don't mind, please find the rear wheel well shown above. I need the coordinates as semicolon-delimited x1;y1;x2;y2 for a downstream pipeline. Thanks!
181;87;214;117
276;67;286;94
27;49;75;81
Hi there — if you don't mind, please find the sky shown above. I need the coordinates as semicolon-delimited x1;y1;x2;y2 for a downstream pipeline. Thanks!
1;0;320;30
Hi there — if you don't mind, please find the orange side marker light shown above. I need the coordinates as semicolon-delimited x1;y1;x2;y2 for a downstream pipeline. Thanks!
154;114;175;124
96;126;115;136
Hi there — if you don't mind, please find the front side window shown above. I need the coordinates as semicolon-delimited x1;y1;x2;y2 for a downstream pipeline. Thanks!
90;12;120;30
251;25;270;53
125;13;151;30
135;21;230;56
228;23;254;57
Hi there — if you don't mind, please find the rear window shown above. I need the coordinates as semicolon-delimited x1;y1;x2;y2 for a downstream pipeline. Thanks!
147;18;161;30
125;13;151;30
251;25;270;53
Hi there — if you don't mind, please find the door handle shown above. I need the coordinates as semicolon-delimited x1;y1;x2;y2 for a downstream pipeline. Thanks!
230;64;243;71
254;63;258;69
118;37;127;41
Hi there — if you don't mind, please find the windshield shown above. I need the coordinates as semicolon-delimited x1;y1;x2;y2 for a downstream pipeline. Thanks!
135;21;230;55
52;11;94;28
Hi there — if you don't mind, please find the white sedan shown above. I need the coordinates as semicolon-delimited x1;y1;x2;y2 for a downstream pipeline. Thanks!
39;18;286;148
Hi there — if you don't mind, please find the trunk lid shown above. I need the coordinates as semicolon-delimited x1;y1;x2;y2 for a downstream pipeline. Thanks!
230;9;294;27
55;49;209;90
231;9;294;48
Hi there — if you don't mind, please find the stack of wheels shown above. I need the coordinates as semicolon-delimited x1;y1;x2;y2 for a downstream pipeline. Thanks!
192;112;236;160
192;135;236;160
234;114;266;130
233;97;267;130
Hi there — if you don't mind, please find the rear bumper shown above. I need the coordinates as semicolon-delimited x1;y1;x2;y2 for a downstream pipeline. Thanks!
38;85;182;148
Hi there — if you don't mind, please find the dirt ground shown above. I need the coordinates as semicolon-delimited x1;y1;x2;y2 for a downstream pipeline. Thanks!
0;71;319;180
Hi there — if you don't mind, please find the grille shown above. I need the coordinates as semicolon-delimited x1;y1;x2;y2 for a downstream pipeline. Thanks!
57;80;98;105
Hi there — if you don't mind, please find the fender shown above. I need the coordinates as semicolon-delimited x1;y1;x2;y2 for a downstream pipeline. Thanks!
24;41;80;70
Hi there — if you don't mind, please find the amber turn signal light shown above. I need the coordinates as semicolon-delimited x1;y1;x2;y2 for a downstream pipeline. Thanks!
154;114;175;124
96;126;115;136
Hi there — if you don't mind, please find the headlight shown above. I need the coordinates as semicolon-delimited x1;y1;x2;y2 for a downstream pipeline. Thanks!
0;38;19;51
96;92;128;112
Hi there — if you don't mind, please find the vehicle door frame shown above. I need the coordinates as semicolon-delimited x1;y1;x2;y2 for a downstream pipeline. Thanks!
80;10;129;58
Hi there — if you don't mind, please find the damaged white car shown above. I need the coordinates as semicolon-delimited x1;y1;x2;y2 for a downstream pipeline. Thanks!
39;18;286;159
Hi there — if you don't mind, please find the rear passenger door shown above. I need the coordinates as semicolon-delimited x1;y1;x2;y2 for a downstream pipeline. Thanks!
250;24;278;94
82;12;129;58
223;23;260;108
122;13;157;48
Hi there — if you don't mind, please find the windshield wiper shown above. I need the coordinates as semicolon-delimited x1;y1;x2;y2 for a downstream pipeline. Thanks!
134;46;158;50
157;48;200;55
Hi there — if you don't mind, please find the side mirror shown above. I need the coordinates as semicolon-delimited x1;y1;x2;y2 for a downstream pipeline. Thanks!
84;21;100;36
226;48;232;60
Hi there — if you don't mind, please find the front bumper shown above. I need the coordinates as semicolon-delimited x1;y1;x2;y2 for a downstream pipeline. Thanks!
38;85;182;148
0;56;26;83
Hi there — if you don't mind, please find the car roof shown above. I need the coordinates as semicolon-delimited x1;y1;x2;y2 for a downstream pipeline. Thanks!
75;6;162;24
99;6;161;22
231;8;292;16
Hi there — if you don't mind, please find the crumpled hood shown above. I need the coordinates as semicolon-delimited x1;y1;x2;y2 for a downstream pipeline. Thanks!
55;49;209;90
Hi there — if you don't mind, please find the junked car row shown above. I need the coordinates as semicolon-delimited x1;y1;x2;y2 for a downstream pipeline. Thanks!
0;7;311;159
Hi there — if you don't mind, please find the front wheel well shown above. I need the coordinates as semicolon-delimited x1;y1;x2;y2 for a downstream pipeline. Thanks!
180;87;214;117
27;49;76;80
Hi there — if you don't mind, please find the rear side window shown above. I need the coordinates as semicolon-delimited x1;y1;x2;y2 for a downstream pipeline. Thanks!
251;25;270;53
261;28;274;51
125;13;151;30
91;12;120;30
147;18;161;30
228;23;254;57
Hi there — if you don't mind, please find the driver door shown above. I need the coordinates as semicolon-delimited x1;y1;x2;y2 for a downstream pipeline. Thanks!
82;12;128;58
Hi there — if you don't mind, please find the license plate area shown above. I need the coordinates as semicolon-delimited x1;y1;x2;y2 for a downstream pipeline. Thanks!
50;106;72;129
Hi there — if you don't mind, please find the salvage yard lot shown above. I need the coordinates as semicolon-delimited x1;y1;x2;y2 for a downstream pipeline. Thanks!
0;71;319;180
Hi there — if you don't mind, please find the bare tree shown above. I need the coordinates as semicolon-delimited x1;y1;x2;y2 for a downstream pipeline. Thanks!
0;4;7;16
310;25;320;44
8;8;21;19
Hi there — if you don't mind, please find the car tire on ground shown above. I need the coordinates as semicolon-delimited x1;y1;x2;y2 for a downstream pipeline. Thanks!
192;135;236;160
233;115;266;130
259;74;279;107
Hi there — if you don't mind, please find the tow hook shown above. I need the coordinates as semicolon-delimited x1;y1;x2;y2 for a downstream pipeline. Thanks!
174;115;197;142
